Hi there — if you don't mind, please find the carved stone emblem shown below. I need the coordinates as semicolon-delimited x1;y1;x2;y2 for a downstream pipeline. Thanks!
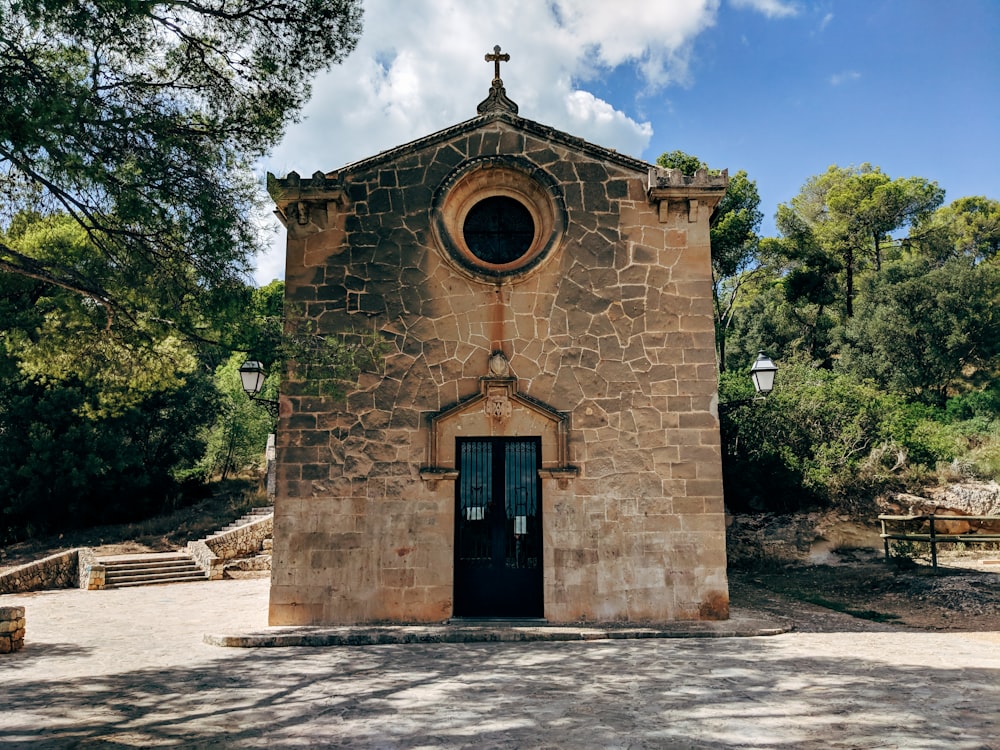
488;351;510;377
484;386;512;423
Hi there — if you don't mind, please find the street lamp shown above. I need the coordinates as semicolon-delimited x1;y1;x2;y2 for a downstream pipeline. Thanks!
749;351;778;397
239;359;279;417
719;352;778;412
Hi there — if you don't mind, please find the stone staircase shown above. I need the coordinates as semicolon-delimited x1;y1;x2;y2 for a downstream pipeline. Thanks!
100;552;208;589
215;506;274;534
189;505;275;580
91;506;275;589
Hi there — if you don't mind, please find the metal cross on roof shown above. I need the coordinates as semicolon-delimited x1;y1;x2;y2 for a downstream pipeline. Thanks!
485;45;510;81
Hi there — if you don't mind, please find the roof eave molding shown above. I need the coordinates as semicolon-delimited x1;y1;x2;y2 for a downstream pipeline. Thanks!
647;167;730;225
266;170;346;229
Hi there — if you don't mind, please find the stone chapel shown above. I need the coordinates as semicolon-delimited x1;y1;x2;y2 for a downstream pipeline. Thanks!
266;48;731;625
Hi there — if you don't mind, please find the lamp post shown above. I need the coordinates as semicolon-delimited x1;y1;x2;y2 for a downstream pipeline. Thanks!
238;359;279;417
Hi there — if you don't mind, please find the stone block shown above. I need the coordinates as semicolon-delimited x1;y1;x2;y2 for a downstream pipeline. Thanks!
0;607;25;654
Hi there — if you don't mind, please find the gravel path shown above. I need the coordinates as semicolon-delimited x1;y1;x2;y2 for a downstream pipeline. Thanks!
2;578;998;749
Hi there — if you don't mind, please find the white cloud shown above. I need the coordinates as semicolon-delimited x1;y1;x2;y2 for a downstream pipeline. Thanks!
253;0;725;284
829;70;861;86
564;90;654;154
729;0;798;19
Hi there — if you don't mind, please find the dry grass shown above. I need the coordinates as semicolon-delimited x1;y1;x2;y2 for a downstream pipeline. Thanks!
0;479;267;572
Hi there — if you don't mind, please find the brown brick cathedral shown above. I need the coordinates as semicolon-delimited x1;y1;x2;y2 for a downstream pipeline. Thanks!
266;50;730;625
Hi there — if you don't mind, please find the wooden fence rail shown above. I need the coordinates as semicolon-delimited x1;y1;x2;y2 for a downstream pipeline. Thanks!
878;514;1000;571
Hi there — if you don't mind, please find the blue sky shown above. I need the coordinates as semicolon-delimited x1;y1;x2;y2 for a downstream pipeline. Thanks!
255;0;999;283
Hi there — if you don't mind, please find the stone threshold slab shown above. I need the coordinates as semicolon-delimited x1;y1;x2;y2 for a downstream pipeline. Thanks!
205;617;788;648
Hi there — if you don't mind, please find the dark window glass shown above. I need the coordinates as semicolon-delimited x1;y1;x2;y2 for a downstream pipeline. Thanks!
462;196;534;265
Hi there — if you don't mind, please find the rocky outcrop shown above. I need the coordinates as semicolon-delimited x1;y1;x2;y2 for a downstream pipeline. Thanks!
884;482;1000;532
726;511;884;566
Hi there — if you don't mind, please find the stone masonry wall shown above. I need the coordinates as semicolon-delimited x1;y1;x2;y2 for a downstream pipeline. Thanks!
188;515;274;580
270;116;728;625
0;606;25;653
0;549;79;595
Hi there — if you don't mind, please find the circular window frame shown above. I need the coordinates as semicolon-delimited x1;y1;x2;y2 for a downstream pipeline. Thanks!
432;156;566;283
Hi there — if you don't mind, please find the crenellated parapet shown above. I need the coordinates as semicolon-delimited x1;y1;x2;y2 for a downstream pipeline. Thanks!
647;167;729;224
267;170;347;237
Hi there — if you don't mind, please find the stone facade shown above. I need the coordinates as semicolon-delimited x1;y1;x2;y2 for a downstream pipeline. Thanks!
268;100;729;625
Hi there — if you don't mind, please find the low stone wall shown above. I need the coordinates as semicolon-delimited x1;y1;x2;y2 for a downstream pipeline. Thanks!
188;514;273;580
0;549;79;594
0;606;25;653
77;548;106;590
187;540;225;580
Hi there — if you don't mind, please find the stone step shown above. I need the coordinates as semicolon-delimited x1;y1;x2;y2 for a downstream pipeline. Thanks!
100;552;207;588
224;555;272;573
206;507;275;538
105;572;208;589
105;562;201;577
101;556;194;571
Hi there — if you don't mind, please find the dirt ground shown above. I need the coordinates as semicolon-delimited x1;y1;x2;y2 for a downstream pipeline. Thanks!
729;548;1000;632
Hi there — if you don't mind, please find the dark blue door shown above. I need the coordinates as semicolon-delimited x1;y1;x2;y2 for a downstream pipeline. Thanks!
454;438;542;617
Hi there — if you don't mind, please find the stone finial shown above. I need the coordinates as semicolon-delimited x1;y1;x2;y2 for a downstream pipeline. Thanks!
477;45;518;115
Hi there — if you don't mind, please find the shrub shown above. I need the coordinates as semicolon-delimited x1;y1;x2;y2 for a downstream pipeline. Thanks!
721;360;905;515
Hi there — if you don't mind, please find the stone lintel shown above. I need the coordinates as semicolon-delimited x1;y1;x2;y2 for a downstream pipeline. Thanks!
422;376;574;479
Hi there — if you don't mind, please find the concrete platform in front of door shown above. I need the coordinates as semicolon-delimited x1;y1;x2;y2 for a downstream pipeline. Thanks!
205;615;788;648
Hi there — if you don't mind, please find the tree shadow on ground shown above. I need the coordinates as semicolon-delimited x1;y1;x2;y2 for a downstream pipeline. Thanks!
2;642;93;669
1;636;996;749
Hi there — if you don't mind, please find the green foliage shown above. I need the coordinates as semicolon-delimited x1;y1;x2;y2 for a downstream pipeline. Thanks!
655;150;709;175
1;214;202;416
775;164;943;320
964;442;1000;480
0;371;217;543
946;381;1000;422
0;211;236;541
721;361;910;514
723;160;999;511
840;256;1000;404
195;353;275;481
910;196;1000;264
0;0;362;337
723;361;1000;513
